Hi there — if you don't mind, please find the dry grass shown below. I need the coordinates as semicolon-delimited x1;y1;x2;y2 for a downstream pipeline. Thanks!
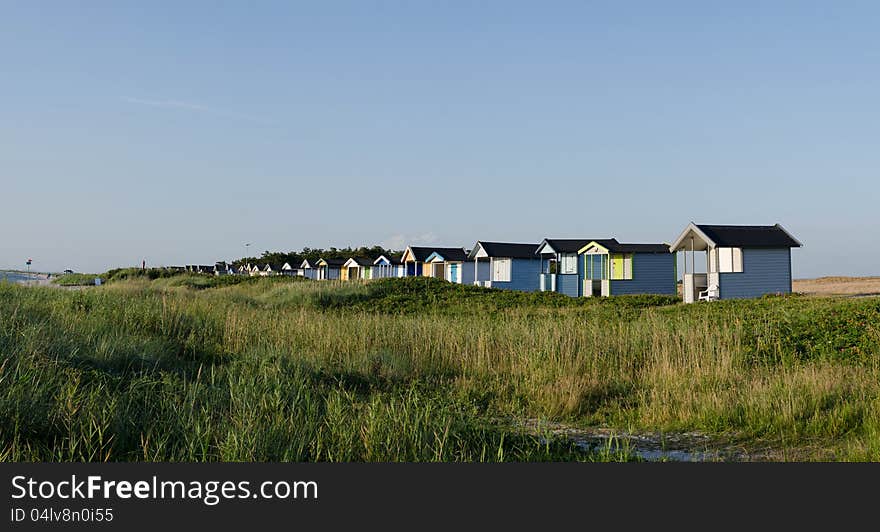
794;276;880;297
3;277;880;461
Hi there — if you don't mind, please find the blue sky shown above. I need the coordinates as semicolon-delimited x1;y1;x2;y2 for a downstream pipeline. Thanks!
1;2;877;276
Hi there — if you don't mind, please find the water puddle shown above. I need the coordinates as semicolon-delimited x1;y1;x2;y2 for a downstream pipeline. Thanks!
523;420;757;462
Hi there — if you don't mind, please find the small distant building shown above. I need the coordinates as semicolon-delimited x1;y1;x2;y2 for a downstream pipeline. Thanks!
372;255;405;278
281;262;299;276
261;264;282;277
299;259;319;279
400;246;469;278
425;249;473;284
670;223;802;303
535;238;597;297
214;262;232;276
578;240;675;297
342;257;375;280
316;258;345;280
468;242;541;291
197;265;215;275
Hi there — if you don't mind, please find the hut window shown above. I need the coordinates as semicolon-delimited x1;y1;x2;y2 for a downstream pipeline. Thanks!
560;253;578;274
718;247;743;273
492;259;511;282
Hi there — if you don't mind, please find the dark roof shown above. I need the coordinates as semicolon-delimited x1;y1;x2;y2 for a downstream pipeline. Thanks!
696;224;801;248
320;258;347;266
429;248;468;262
539;238;616;254
473;242;540;259
407;246;466;262
375;255;403;265
601;242;670;254
348;257;374;266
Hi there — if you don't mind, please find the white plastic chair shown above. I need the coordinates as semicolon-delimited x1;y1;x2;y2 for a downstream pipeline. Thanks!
698;284;719;301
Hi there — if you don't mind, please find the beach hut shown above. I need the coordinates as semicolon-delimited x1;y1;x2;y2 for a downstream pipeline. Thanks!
342;257;374;280
371;255;404;278
316;258;345;280
468;242;541;291
400;246;469;278
578;240;675;297
213;262;232;276
669;223;802;303
424;249;473;284
535;238;602;297
281;262;299;276
299;259;318;279
260;264;281;277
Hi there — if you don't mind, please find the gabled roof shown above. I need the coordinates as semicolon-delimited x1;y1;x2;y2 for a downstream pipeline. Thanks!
670;223;802;251
281;262;296;270
402;246;467;262
317;257;347;267
579;240;670;254
373;255;402;265
468;242;540;259
696;224;802;248
300;259;316;268
424;248;469;262
537;238;614;254
343;257;374;267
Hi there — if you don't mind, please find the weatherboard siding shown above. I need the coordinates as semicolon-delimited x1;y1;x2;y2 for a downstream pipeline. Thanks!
556;274;580;297
608;253;676;295
719;248;792;299
446;262;476;285
472;261;490;284
539;259;582;297
489;258;541;292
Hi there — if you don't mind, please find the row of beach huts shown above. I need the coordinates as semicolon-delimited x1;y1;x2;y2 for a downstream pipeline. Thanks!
184;223;802;303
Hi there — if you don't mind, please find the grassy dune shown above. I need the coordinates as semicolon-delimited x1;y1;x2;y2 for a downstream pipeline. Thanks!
2;276;879;461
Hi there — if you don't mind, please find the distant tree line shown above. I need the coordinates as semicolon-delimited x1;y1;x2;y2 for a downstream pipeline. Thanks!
231;246;400;269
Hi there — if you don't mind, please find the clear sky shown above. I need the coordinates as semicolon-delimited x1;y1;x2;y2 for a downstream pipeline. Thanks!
2;2;877;277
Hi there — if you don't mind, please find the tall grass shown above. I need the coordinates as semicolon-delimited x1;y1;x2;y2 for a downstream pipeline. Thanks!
1;278;879;461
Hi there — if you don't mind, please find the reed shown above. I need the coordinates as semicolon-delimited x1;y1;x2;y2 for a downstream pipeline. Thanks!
1;277;878;461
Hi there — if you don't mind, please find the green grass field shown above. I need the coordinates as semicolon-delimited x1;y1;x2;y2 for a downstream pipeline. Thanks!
3;275;879;461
